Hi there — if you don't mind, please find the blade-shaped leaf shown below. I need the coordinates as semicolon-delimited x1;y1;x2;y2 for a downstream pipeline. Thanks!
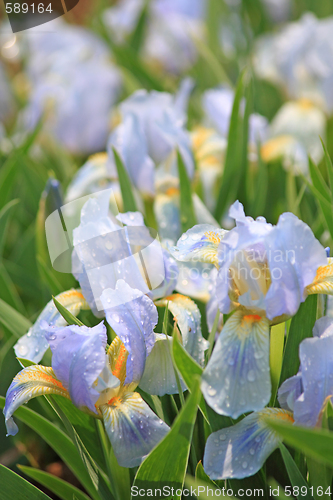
0;396;99;500
278;295;317;390
214;72;245;221
267;417;333;469
0;465;52;500
52;295;84;326
112;147;138;212
18;466;91;500
0;298;31;338
132;378;201;500
279;444;314;500
177;150;197;232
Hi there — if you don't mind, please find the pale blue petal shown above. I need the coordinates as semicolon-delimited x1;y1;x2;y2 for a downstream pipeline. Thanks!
204;409;291;479
176;261;213;303
312;316;333;338
139;333;186;395
278;373;303;412
156;294;209;367
45;322;107;414
264;212;327;320
101;392;169;467
154;193;182;243
4;365;69;436
293;334;333;426
202;311;270;418
101;280;158;385
149;248;179;301
108;113;155;196
73;194;150;316
172;224;227;266
14;289;88;363
203;87;234;137
116;211;145;227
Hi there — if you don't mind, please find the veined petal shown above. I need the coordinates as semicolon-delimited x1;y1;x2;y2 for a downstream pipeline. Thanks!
108;336;129;388
204;409;293;479
101;280;158;386
306;258;333;295
172;225;227;267
155;293;209;367
139;333;186;396
14;289;89;363
202;311;270;419
45;322;107;414
4;365;69;436
101;391;169;468
293;333;333;426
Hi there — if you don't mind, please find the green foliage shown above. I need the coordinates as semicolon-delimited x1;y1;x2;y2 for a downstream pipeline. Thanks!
132;379;201;500
177;151;198;232
112;147;138;213
0;465;52;500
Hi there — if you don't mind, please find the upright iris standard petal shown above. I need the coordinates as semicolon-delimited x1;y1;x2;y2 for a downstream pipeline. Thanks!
101;280;158;386
139;333;186;396
202;311;270;419
204;409;293;479
155;293;209;367
172;224;227;267
101;391;169;468
45;322;107;414
108;114;155;196
264;212;327;320
4;365;70;436
14;289;89;363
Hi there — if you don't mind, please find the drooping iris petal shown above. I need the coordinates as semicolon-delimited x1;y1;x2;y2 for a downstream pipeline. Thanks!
292;333;333;426
202;311;270;419
204;409;293;479
3;365;70;436
139;333;186;396
307;258;333;295
172;224;227;267
101;391;169;468
45;322;107;414
14;289;89;363
155;293;209;367
101;280;158;386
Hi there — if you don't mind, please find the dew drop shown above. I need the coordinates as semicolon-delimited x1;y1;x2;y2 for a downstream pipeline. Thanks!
207;386;217;397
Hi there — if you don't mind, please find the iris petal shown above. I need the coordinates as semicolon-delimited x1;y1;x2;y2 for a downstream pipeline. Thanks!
155;293;209;367
307;258;333;295
45;322;107;414
101;391;169;467
293;333;333;426
202;311;270;419
204;408;293;479
139;333;186;396
14;289;89;363
172;224;227;267
101;280;158;386
3;365;69;436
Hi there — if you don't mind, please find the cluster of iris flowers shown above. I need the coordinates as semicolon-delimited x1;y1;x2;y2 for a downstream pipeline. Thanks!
1;0;333;497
